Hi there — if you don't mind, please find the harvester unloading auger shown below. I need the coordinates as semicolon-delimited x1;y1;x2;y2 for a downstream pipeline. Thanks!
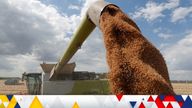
50;1;175;95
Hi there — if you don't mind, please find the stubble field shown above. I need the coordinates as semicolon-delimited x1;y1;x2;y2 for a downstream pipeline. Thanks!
0;80;28;94
0;79;191;95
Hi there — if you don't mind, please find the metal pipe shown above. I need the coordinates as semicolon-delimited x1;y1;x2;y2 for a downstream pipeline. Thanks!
50;15;96;79
49;0;117;80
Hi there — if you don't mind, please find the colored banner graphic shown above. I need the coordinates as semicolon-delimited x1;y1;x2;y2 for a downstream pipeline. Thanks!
0;95;192;108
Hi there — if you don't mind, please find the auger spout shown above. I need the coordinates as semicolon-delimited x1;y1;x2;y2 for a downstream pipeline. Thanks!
49;1;114;80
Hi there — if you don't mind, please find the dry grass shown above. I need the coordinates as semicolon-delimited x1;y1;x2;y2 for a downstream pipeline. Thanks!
172;83;192;95
0;80;28;94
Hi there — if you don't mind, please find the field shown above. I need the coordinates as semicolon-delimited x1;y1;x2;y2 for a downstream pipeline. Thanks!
0;80;28;94
172;83;192;94
0;79;192;95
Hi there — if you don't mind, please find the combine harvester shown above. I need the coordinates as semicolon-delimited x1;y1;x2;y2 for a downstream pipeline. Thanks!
24;0;175;95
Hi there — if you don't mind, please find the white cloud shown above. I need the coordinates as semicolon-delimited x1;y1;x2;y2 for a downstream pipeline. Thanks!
153;27;173;40
65;0;107;72
79;0;99;17
0;0;80;76
163;31;192;80
68;4;80;10
159;43;169;50
1;0;191;81
8;0;80;40
169;70;192;80
0;54;40;77
0;0;108;77
171;6;192;22
132;0;179;21
158;33;173;40
153;27;162;33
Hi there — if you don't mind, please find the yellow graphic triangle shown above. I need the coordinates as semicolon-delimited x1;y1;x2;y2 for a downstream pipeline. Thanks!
0;95;9;102
0;103;5;108
7;96;17;108
29;96;43;108
72;102;79;108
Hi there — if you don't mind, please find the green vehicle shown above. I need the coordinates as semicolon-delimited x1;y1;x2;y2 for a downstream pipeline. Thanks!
22;72;42;95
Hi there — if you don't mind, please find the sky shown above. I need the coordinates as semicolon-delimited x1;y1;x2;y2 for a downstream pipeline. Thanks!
0;0;192;80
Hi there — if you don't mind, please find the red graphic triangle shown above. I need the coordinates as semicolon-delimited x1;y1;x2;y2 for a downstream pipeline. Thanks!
178;101;183;107
139;102;145;108
164;95;176;101
155;96;165;108
148;96;154;102
166;102;173;108
116;93;123;101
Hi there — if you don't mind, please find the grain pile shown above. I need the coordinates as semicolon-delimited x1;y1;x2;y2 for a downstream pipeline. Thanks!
99;5;175;95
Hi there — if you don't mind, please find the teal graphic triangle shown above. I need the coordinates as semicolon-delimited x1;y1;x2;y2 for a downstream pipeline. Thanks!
130;101;137;108
7;95;13;101
15;102;21;108
182;96;192;108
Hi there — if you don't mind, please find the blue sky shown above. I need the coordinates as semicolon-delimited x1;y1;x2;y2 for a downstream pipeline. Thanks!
0;0;192;80
41;0;192;46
